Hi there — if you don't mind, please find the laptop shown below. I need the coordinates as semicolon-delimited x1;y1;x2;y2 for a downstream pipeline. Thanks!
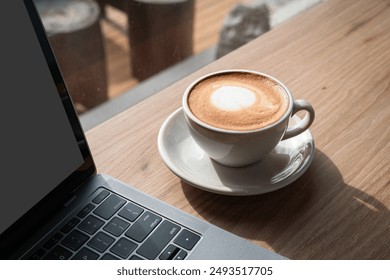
0;0;284;260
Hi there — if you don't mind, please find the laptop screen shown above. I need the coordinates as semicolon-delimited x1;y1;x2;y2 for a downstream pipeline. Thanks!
0;1;95;253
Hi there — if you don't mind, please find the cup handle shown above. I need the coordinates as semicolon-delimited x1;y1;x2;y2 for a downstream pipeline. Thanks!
282;99;315;140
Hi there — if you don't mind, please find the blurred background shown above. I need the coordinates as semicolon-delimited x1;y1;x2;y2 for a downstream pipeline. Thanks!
33;0;320;129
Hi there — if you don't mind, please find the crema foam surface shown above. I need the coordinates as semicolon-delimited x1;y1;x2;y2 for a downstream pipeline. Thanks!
188;73;289;131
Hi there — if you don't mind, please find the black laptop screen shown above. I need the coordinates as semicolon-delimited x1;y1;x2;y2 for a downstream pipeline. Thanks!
0;2;86;236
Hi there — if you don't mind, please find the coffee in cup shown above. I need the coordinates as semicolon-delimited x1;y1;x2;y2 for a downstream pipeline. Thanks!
182;70;315;167
187;72;289;131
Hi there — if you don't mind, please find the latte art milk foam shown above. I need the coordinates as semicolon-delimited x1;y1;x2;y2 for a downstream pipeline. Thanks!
188;72;289;131
210;86;256;111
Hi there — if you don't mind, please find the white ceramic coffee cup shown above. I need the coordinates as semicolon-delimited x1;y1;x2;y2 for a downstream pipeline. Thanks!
182;70;315;167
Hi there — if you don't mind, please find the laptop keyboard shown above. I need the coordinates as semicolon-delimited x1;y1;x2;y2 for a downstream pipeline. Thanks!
27;188;201;260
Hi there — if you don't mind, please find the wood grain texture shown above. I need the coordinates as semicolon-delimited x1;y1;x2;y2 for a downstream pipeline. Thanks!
86;0;390;259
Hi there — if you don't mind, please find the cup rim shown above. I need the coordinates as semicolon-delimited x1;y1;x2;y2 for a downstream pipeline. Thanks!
182;69;294;134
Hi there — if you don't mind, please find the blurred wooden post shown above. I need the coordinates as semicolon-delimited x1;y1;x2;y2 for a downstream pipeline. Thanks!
36;0;107;113
126;0;195;80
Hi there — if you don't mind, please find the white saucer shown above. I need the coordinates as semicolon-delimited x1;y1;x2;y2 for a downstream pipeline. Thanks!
157;108;315;196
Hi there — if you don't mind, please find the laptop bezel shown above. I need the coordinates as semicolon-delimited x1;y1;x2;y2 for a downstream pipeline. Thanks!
0;0;96;258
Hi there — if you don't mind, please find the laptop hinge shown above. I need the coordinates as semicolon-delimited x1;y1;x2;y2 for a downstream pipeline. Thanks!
63;194;78;208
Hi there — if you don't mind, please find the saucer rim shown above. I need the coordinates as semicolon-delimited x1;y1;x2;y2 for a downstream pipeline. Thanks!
157;107;315;196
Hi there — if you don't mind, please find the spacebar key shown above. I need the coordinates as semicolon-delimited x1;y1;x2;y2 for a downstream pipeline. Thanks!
137;220;181;259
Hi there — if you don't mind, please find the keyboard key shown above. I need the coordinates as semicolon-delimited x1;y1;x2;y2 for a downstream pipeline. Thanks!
61;230;89;251
28;249;46;260
101;253;119;260
110;237;137;259
173;229;201;250
174;250;187;260
125;212;161;242
77;203;96;218
159;244;180;260
43;232;63;249
61;217;80;233
72;247;99;260
137;220;181;259
129;255;144;260
104;217;130;237
78;215;104;235
118;202;144;222
44;245;72;260
92;189;110;204
88;232;115;253
93;194;126;220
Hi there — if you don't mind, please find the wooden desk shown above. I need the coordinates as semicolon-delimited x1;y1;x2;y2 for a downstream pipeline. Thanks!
86;0;390;259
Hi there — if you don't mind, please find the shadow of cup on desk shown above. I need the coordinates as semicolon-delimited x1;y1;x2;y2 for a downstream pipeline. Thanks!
181;148;390;259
